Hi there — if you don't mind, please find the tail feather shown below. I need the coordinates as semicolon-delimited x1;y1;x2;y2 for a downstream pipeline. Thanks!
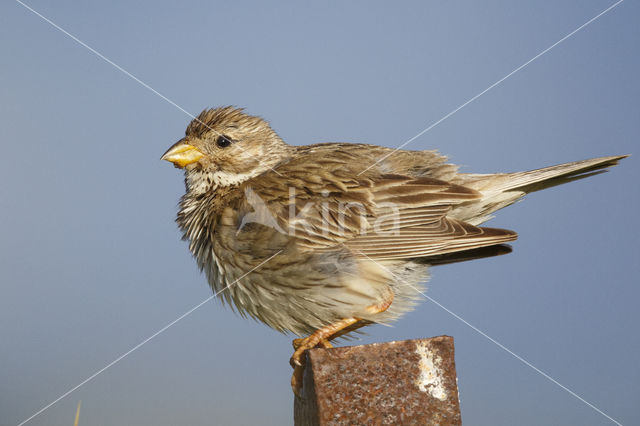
452;155;628;225
472;155;628;193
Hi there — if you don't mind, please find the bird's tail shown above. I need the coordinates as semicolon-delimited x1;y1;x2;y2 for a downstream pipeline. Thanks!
452;155;628;225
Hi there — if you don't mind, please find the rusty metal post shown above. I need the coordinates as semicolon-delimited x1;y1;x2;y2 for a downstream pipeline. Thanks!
294;335;461;426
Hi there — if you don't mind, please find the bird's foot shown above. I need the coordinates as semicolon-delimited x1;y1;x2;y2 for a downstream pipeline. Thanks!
289;318;360;395
291;337;333;351
290;318;359;368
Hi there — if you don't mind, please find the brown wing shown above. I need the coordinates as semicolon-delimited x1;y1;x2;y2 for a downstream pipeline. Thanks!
347;219;517;260
345;174;517;260
241;146;517;259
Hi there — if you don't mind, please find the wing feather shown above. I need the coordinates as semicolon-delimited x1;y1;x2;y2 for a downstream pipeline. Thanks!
240;147;517;259
347;220;517;260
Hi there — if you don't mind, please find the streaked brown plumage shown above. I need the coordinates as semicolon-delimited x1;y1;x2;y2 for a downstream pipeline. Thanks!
162;106;626;393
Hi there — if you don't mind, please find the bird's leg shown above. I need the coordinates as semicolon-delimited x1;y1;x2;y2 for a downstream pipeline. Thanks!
290;295;394;395
290;293;394;355
290;317;359;396
290;317;360;368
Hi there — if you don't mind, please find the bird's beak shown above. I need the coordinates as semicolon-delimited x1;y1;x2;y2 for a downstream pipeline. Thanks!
161;140;204;168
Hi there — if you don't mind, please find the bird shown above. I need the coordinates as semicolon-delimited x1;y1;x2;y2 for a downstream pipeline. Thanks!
161;106;627;394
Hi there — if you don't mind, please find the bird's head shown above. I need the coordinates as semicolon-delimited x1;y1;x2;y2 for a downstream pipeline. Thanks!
162;106;291;193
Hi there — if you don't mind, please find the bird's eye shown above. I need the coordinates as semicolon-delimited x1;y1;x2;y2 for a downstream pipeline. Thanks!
216;135;233;148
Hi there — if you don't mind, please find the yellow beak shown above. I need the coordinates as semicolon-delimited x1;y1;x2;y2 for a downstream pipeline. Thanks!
161;140;204;168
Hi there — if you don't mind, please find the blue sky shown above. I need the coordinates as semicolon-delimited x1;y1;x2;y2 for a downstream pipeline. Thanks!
1;1;638;425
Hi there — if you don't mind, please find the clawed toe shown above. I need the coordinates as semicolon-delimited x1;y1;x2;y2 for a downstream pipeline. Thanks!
291;363;305;396
317;339;333;349
290;352;304;368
